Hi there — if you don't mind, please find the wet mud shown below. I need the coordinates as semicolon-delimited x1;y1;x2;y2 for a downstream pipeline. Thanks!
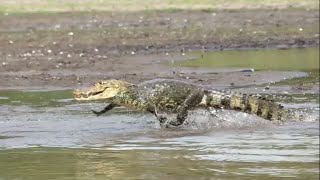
0;9;319;89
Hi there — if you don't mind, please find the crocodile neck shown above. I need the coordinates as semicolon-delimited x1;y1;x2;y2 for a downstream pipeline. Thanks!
111;87;148;111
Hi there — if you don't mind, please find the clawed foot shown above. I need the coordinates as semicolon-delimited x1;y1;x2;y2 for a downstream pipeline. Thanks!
159;117;184;128
92;110;103;116
158;115;168;124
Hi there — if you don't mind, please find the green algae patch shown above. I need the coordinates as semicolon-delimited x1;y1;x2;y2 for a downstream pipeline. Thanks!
177;48;319;72
0;89;73;107
0;0;318;14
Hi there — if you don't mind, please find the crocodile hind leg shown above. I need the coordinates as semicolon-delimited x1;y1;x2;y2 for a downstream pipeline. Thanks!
92;103;118;116
168;89;205;126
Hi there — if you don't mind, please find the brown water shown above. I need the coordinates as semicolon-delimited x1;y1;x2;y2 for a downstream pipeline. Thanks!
0;48;319;180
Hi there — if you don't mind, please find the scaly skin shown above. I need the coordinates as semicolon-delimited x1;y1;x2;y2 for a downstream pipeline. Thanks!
73;79;300;126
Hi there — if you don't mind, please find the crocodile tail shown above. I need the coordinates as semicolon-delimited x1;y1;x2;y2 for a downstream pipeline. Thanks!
205;90;289;121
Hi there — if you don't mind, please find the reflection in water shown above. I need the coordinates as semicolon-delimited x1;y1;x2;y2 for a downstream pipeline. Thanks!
0;94;319;179
0;121;319;180
0;102;318;179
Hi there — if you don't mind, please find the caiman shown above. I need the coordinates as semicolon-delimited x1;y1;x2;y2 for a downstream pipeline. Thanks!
73;79;302;126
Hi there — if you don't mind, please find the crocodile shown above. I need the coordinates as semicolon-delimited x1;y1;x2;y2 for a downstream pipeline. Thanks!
73;79;302;126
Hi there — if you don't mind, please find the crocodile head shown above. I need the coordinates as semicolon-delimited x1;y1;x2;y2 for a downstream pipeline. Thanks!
73;79;134;101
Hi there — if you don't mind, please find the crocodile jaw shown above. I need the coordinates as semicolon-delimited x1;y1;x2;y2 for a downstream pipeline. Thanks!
74;88;119;100
73;89;102;100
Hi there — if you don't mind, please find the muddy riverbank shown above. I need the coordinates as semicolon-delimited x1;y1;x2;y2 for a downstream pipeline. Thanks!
0;8;319;89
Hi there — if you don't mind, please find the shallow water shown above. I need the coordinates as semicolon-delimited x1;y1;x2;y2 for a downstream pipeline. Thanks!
0;89;319;179
178;47;319;71
0;48;319;179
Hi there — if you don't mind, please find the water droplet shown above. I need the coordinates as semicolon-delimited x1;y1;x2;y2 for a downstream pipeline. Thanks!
54;24;61;29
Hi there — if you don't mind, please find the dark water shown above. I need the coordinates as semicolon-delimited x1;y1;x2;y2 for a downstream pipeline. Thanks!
0;48;319;180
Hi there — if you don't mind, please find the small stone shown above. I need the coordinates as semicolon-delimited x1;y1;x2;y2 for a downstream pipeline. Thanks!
240;68;255;72
276;44;289;50
54;24;61;29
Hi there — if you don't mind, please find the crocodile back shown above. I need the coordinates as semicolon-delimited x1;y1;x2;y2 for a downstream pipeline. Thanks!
137;79;201;113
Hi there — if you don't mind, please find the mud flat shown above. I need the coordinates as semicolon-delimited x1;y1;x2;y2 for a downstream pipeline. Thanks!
0;8;319;89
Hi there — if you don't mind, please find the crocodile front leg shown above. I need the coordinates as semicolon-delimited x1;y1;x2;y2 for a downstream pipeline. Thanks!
92;103;118;116
147;106;168;124
168;89;205;126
